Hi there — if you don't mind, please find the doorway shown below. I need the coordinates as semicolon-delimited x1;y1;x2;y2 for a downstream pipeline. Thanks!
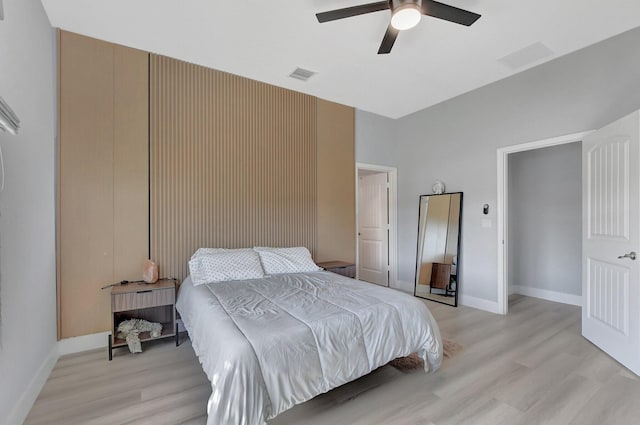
355;163;397;287
507;142;582;309
497;131;591;314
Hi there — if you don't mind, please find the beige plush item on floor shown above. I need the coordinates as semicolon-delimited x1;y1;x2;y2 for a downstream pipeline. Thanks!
443;338;464;358
389;338;463;370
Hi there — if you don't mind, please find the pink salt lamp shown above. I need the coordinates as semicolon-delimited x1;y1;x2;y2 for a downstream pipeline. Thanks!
143;259;159;283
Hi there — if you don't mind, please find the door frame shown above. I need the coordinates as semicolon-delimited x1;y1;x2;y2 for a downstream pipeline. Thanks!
355;162;398;288
496;131;592;314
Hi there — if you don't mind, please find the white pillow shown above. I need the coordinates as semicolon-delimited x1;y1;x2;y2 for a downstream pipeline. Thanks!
188;250;265;285
190;247;254;260
254;246;322;274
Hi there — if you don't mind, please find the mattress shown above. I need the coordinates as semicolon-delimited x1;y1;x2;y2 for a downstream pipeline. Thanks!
176;271;442;425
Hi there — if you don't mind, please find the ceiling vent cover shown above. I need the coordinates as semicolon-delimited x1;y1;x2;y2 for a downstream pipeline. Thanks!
289;67;316;81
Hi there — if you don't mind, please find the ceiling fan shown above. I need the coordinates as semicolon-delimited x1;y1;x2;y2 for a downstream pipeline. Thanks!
316;0;481;54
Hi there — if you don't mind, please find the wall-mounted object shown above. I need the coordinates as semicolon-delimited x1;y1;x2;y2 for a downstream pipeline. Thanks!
0;96;20;135
483;204;489;215
0;0;5;21
432;179;445;194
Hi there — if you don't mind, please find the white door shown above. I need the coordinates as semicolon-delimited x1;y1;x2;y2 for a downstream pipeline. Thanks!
583;111;640;375
358;172;389;286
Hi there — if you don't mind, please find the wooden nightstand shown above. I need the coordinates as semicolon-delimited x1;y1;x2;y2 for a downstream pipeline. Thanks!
109;279;177;360
318;261;356;278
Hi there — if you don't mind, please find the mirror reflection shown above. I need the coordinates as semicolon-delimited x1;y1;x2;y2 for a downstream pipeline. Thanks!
414;192;462;307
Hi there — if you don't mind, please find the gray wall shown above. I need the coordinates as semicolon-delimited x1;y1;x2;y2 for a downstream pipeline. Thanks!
0;0;57;423
355;109;399;166
508;143;582;296
356;25;640;300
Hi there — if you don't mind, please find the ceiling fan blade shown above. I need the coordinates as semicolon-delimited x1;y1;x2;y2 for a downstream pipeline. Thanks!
377;24;399;54
316;1;390;23
421;0;481;26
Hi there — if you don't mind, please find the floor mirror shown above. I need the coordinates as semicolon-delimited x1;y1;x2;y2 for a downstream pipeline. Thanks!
414;192;462;307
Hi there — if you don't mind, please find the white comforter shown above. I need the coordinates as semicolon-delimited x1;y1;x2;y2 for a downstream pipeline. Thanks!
176;271;442;425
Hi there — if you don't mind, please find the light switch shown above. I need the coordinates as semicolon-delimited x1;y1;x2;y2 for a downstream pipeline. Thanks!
481;218;492;228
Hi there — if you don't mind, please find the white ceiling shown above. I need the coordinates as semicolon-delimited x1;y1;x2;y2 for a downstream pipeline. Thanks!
41;0;640;119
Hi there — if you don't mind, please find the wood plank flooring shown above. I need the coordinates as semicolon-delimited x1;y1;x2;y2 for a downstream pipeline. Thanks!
25;295;640;425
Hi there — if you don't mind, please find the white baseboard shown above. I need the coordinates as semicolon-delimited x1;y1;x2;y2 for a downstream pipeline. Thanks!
58;331;111;356
459;294;501;314
511;285;582;306
6;345;59;425
403;277;501;314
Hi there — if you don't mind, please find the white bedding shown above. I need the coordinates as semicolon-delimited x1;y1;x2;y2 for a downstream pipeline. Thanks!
176;271;442;425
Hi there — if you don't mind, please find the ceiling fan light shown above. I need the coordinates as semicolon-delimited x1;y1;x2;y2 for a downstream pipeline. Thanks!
391;5;421;31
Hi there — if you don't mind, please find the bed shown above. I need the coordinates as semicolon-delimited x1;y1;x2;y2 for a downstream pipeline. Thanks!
177;268;442;425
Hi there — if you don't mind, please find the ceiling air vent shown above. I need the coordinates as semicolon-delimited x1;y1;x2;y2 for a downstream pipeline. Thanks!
289;67;316;82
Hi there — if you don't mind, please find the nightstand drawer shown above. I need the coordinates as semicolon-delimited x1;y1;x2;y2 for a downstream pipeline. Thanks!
112;287;175;312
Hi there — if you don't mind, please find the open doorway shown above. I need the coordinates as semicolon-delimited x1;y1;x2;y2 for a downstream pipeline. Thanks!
497;131;590;314
355;163;397;287
507;142;582;309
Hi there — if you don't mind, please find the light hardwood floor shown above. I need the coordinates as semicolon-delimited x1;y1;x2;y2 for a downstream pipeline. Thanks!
26;295;640;425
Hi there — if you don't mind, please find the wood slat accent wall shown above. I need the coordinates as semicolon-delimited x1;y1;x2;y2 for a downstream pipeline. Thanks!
58;32;149;338
150;55;318;281
317;99;356;263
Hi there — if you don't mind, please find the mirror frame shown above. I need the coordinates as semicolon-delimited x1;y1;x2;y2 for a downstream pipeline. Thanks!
413;192;463;307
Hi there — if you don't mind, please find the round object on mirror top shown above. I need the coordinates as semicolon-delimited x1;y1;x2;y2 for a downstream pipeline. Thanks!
432;180;445;195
